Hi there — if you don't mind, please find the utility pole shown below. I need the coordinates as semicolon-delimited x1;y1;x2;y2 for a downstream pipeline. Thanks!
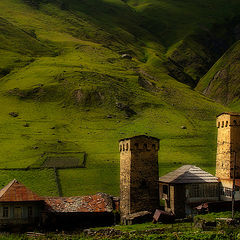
232;151;236;219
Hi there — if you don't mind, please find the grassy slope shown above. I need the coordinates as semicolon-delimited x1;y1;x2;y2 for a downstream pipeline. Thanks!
0;0;236;197
196;41;240;108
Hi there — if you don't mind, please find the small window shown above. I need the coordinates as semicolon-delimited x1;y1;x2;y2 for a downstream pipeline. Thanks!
234;120;237;125
135;143;139;149
163;185;168;195
123;144;125;151
222;121;224;128
152;144;156;150
3;207;8;218
28;207;33;218
119;145;122;152
226;121;228;127
144;143;147;150
126;143;129;151
218;122;220;128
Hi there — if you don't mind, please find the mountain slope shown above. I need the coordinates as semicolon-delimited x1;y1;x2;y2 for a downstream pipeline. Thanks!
196;41;240;108
0;0;237;196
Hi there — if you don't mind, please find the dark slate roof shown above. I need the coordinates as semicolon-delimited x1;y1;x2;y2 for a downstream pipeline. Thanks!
44;193;113;213
0;179;42;202
119;135;159;142
159;165;218;184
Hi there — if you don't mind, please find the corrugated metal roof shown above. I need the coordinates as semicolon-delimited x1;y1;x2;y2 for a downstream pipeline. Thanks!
159;165;218;184
44;193;113;213
0;179;42;202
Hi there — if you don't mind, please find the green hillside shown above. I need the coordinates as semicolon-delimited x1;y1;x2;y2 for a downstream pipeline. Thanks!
196;41;240;108
0;0;238;197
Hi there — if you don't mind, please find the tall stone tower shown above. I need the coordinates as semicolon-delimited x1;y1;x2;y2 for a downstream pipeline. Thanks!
216;112;240;180
119;135;160;218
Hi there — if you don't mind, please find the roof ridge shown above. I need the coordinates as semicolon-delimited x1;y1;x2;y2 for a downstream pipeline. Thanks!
0;179;18;198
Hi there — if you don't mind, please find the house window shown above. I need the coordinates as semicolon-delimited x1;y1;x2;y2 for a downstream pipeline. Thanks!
220;187;232;197
218;122;220;128
233;120;237;125
135;143;139;149
144;143;147;150
28;207;33;218
14;207;22;218
189;184;200;198
126;143;129;151
3;207;8;218
163;185;168;195
226;121;228;127
222;121;224;128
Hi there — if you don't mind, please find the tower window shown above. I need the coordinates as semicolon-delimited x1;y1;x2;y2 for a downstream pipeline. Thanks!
126;143;129;151
119;145;122;152
218;122;220;128
226;121;228;127
123;144;125;151
222;121;224;128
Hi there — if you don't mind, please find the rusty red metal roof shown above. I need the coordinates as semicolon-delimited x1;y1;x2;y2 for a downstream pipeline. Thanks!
44;193;113;213
0;179;42;202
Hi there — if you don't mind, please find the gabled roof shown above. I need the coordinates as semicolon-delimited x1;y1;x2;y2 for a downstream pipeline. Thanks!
0;179;42;202
44;193;113;213
159;165;218;184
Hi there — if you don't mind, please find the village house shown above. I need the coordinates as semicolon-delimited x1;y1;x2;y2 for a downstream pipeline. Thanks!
0;180;119;231
0;179;44;231
159;165;219;217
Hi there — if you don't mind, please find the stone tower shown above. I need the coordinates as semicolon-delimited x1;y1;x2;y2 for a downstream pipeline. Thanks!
119;135;160;218
216;112;240;180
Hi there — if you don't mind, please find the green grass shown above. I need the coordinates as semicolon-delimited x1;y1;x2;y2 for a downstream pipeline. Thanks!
0;0;237;197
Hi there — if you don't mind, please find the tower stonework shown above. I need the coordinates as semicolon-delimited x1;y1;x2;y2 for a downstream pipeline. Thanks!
119;135;160;218
216;113;240;180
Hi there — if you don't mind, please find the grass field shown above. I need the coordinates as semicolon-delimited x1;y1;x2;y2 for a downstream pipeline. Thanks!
0;0;237;197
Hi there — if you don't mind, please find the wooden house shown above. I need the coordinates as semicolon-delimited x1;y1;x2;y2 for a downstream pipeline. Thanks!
0;179;43;231
159;165;219;217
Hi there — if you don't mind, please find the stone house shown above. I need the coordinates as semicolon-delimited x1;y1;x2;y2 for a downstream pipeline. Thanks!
159;165;219;217
42;193;118;230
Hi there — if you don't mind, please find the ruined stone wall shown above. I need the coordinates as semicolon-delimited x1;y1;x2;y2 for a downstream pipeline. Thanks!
216;114;240;179
119;136;159;217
